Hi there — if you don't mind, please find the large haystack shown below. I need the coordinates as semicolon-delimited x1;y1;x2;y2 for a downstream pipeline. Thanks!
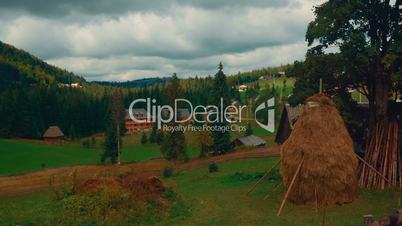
280;94;358;206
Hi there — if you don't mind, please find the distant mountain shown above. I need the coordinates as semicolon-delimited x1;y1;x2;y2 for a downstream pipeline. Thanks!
0;41;85;87
92;77;171;88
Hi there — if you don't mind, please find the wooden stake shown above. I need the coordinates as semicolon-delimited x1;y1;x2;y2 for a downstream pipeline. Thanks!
277;158;304;216
263;181;283;200
247;159;281;195
356;154;390;184
319;78;323;93
315;186;319;212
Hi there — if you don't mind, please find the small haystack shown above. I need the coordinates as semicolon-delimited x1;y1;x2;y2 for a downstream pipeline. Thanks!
280;94;358;206
43;126;65;143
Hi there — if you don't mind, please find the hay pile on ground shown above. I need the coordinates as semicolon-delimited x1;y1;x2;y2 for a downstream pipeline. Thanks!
78;173;167;204
280;94;358;206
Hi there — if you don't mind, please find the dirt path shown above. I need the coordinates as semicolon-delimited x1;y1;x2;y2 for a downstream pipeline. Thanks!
0;147;279;196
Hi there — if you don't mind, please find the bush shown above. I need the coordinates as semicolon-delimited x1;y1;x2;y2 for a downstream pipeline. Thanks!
208;162;218;173
141;132;148;144
163;167;174;178
82;139;90;148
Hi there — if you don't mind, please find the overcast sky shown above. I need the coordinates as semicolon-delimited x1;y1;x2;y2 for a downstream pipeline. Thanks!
0;0;322;81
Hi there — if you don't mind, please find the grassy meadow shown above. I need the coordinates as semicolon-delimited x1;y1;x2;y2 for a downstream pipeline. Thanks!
0;157;400;225
0;135;163;176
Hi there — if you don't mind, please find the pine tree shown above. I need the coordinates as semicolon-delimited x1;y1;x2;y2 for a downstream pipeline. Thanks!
141;132;148;144
160;73;187;161
149;123;157;143
102;90;125;164
209;62;231;155
156;130;165;145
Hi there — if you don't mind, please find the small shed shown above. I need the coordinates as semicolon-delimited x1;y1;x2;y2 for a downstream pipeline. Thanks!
231;135;266;148
275;104;304;144
43;126;65;143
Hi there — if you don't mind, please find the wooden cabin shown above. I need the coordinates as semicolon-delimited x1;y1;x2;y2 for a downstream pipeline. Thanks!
275;104;303;144
125;109;153;133
43;126;65;143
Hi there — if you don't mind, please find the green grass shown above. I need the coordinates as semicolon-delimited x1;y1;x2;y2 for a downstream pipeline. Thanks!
0;139;100;176
0;137;164;176
162;158;401;226
0;133;203;176
0;157;400;225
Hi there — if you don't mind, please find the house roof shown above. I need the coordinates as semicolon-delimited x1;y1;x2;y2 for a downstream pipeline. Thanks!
43;126;64;138
125;108;149;119
285;104;304;129
177;108;190;118
237;135;266;146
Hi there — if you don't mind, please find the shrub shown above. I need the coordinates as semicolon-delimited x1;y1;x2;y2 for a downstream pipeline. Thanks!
163;167;174;178
208;162;218;173
82;139;90;148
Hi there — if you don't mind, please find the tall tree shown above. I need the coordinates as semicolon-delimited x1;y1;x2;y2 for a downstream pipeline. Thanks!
160;73;188;162
102;89;125;164
306;0;402;188
209;63;231;154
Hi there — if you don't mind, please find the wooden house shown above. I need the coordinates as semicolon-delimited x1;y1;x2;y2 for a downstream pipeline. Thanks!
42;126;65;143
231;135;267;148
125;109;153;133
275;104;304;144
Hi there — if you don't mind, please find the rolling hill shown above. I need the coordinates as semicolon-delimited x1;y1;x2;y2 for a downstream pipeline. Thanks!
0;41;85;87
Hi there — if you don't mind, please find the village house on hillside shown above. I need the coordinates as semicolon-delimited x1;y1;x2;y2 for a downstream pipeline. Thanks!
275;104;304;144
59;83;82;88
125;109;152;133
238;84;248;92
231;135;267;149
42;126;65;143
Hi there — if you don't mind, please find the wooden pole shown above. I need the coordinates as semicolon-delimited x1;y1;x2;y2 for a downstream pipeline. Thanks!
277;158;304;216
319;78;323;93
117;124;120;165
315;186;319;212
263;181;283;200
247;159;281;195
356;154;389;184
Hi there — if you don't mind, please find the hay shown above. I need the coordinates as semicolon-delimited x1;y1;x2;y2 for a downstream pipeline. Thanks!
78;173;166;203
280;94;358;206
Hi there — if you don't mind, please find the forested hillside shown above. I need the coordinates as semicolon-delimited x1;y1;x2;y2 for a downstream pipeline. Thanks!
0;40;291;140
0;41;85;87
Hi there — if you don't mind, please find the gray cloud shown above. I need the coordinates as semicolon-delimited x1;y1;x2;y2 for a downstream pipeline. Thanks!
0;0;293;17
0;0;320;81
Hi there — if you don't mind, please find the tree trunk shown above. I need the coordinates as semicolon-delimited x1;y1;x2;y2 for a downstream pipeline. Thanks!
359;62;401;189
117;124;120;165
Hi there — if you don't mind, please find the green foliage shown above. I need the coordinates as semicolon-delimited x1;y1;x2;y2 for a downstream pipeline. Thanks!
208;162;219;173
161;130;188;162
54;189;145;225
82;139;90;148
304;0;402;139
0;41;84;85
160;74;188;162
209;63;232;155
150;123;157;143
163;167;174;178
156;130;165;145
245;123;253;136
102;90;125;164
102;126;119;164
141;132;148;144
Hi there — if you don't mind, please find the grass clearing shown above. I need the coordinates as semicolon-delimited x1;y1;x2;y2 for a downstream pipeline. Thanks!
0;157;400;225
0;133;203;176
